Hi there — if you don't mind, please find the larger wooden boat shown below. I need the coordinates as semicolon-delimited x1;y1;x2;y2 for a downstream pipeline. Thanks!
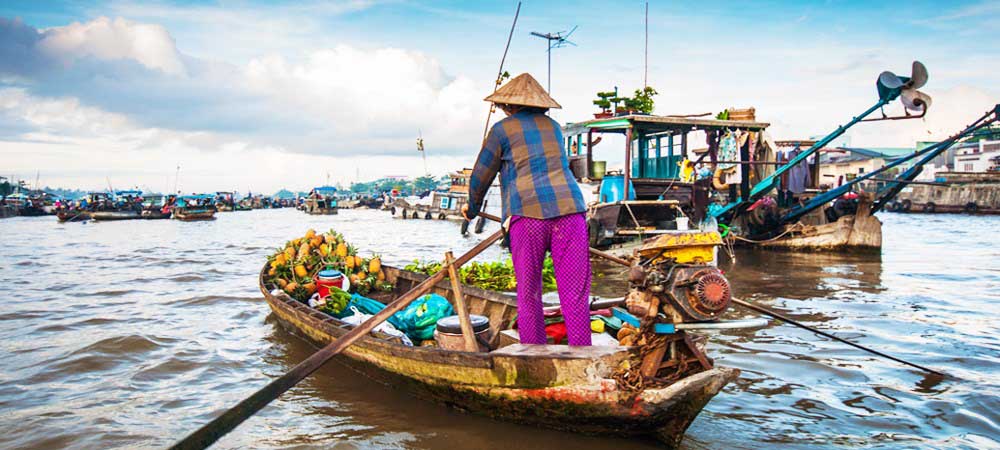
260;264;738;448
734;194;881;251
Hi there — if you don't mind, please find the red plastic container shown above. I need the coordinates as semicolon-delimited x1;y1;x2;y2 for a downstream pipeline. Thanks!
315;269;346;298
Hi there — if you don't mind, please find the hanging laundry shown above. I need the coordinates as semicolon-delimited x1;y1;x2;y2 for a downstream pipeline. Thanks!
679;158;696;182
786;147;812;194
718;132;738;170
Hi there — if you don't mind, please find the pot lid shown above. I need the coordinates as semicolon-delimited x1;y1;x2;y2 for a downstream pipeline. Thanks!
436;314;489;334
318;269;343;279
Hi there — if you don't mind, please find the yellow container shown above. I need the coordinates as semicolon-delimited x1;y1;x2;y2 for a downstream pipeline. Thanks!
635;231;722;265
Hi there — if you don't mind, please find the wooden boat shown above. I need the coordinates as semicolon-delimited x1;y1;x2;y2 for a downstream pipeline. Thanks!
91;210;142;221
888;172;1000;215
738;200;881;251
260;264;738;448
304;204;338;215
304;186;339;215
173;208;216;221
56;210;91;222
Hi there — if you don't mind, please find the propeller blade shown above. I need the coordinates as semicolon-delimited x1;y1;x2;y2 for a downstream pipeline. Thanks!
909;61;928;90
878;70;905;90
901;89;932;112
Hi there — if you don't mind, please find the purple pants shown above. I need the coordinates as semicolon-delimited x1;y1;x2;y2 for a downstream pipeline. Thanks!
509;213;591;346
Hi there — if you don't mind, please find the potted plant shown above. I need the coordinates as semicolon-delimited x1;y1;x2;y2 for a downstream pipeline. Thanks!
612;96;629;115
592;91;615;118
631;86;658;115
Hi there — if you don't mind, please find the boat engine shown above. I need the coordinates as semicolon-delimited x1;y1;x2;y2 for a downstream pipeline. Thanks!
625;230;731;324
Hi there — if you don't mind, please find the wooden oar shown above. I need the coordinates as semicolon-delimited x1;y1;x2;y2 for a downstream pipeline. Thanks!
171;229;505;450
444;251;479;352
475;211;948;377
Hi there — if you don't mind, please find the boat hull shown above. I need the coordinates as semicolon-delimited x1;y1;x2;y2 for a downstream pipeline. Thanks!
141;210;171;220
740;205;882;252
91;210;141;221
390;199;464;221
56;211;91;222
261;266;736;448
305;208;338;215
173;209;216;221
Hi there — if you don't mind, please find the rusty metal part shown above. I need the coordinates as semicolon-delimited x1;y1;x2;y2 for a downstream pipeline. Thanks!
664;267;731;322
628;265;646;284
691;271;731;316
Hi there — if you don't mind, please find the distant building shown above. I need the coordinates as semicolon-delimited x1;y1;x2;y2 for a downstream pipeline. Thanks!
818;147;915;190
953;139;1000;173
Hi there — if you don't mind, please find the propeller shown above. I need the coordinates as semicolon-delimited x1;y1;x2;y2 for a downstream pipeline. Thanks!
876;60;931;113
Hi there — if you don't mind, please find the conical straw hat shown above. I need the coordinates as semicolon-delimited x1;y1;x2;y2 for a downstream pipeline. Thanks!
484;73;561;109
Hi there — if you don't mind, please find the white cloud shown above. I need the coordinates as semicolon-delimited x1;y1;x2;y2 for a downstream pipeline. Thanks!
2;15;487;158
241;45;481;151
38;16;185;75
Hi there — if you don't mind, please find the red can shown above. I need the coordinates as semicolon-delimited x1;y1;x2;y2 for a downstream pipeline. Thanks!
314;269;347;298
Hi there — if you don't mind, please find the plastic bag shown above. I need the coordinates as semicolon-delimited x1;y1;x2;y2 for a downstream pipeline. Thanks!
392;293;454;342
349;293;388;316
340;306;413;346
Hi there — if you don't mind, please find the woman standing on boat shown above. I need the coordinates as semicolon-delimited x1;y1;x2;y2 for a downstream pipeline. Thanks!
462;73;591;346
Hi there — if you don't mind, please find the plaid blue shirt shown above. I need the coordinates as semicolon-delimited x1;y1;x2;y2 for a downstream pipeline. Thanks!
467;110;586;221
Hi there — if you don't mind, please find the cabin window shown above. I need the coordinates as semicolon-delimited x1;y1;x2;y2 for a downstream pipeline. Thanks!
858;167;865;174
964;163;974;171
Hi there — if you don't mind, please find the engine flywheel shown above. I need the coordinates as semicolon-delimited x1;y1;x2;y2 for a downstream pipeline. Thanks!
693;272;731;315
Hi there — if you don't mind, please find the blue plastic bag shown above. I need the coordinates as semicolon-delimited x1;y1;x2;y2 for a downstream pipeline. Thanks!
347;293;454;342
349;293;388;316
393;294;454;342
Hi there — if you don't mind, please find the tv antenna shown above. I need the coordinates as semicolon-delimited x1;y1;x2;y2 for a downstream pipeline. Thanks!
530;25;577;93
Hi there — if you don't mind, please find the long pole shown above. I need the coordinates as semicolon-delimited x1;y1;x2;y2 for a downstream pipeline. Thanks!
475;211;947;377
644;2;648;89
730;298;946;377
547;39;552;93
171;229;505;449
482;2;522;143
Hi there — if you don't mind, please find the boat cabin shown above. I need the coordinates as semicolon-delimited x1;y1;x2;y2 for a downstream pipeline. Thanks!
562;113;770;246
431;169;472;213
177;194;215;209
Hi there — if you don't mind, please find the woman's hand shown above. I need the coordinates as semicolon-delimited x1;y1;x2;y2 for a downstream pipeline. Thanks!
461;204;472;221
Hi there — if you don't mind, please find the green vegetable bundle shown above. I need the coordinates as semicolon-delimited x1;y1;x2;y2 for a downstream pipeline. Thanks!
319;286;351;316
404;256;557;292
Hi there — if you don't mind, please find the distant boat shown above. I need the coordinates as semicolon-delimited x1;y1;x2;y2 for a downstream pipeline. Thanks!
173;194;217;221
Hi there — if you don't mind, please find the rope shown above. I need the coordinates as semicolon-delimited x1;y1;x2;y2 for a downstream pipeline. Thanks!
728;222;809;244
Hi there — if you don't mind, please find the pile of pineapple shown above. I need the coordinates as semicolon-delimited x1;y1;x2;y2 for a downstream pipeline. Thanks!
266;228;392;302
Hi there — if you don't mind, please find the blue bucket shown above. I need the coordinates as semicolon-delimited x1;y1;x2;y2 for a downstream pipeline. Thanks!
599;175;636;203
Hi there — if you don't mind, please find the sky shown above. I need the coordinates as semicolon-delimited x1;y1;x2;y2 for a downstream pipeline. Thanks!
0;0;997;194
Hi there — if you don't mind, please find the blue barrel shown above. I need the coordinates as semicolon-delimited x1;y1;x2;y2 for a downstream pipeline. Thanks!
599;175;636;203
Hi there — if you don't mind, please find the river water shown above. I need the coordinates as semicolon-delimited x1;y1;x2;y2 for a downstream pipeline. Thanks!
0;209;996;449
